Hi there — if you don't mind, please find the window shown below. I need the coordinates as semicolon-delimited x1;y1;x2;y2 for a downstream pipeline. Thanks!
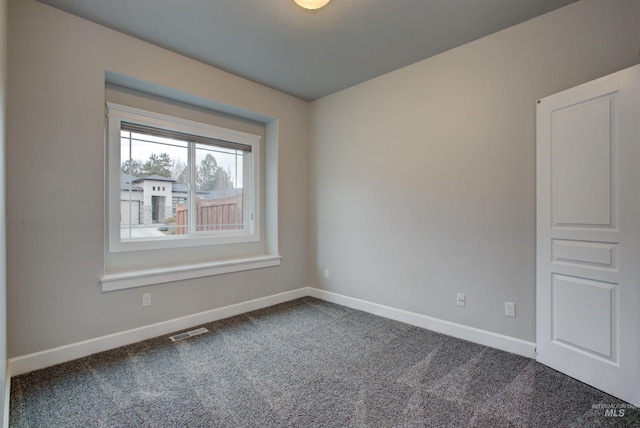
107;103;261;252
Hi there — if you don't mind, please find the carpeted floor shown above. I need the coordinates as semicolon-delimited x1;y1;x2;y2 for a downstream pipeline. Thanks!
9;297;640;427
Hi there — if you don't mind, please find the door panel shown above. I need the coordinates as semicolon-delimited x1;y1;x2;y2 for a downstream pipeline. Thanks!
552;274;615;359
551;239;617;268
537;64;640;405
552;95;614;227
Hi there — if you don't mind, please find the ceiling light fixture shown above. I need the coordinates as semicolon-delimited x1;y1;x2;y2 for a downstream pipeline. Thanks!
293;0;331;10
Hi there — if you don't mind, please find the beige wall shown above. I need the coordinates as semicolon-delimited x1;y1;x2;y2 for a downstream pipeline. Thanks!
0;0;7;418
310;0;640;342
7;0;309;357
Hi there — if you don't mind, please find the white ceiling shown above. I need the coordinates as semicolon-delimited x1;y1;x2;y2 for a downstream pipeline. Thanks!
37;0;578;101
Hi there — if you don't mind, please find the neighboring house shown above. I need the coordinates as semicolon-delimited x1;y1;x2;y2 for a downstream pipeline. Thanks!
120;173;242;229
133;174;174;225
120;173;144;225
121;173;184;226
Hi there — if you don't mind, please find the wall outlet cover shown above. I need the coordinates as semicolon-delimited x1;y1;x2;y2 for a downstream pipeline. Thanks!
505;301;516;317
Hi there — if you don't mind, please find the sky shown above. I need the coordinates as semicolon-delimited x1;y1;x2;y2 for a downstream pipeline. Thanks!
121;131;244;187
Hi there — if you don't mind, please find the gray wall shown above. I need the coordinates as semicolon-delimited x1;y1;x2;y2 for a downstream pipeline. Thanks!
310;0;640;342
0;0;7;419
7;0;309;358
7;0;640;364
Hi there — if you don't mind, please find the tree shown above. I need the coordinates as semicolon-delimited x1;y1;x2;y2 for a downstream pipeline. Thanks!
121;159;143;177
142;152;172;178
197;153;218;191
212;166;233;190
171;159;189;184
197;154;234;191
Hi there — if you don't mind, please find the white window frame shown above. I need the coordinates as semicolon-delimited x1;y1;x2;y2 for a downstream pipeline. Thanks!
106;102;261;253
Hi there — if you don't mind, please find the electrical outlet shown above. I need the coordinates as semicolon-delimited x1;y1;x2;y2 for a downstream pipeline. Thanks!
505;301;515;317
324;269;330;279
142;293;151;307
456;293;466;307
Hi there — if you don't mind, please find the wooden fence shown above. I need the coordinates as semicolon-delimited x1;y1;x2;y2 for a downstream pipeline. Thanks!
175;197;243;234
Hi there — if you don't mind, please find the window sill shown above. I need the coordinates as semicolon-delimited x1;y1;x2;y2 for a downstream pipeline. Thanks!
100;254;282;292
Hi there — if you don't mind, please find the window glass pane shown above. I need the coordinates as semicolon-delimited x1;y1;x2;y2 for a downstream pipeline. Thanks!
195;143;245;232
120;130;189;240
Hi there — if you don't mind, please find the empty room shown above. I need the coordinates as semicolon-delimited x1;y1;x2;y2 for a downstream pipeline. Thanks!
2;0;640;426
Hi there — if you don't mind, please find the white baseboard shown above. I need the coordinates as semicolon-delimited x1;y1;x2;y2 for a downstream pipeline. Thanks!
8;287;308;376
9;286;536;377
307;288;536;359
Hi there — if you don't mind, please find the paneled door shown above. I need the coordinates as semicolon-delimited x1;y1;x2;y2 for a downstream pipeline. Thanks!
536;65;640;406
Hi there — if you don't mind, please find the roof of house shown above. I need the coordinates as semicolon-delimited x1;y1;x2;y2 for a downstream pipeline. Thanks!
132;174;176;183
172;183;217;195
120;173;143;191
202;188;243;200
122;173;242;197
171;183;188;194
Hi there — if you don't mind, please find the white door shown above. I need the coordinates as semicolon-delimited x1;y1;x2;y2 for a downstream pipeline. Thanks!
537;64;640;406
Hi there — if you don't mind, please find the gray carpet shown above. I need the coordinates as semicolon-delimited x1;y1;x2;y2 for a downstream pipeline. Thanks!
9;297;640;427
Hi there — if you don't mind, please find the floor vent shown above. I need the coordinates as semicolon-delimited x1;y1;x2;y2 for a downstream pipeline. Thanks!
169;327;209;342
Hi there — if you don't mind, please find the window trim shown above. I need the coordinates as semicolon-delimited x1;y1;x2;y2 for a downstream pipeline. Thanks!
101;255;282;291
106;102;262;253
